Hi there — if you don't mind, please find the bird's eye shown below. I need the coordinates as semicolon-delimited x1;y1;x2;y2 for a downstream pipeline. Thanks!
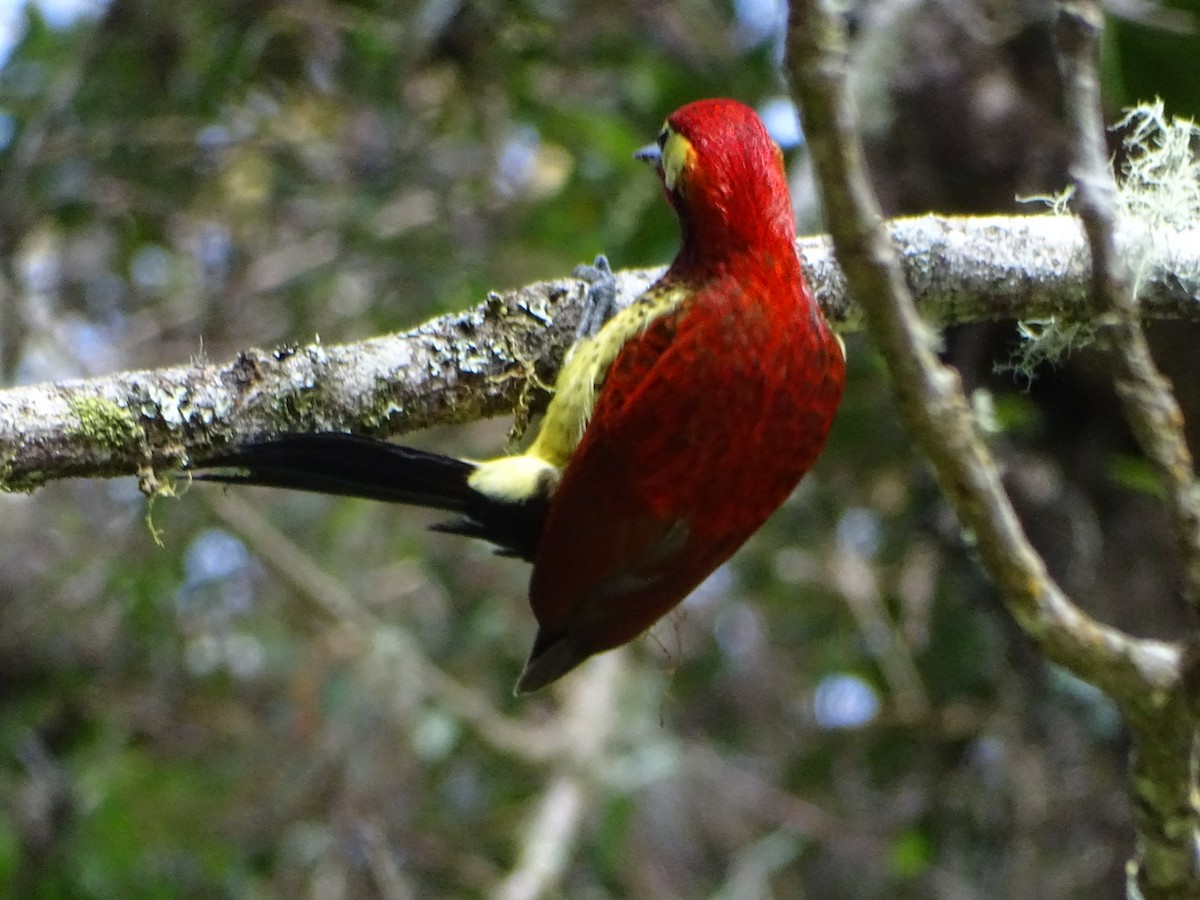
656;127;669;150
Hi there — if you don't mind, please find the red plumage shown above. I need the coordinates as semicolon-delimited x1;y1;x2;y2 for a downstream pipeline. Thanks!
520;99;845;689
196;98;845;693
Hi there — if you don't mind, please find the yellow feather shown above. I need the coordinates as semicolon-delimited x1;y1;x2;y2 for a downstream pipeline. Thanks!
661;130;695;192
468;282;690;503
467;454;559;502
529;282;689;466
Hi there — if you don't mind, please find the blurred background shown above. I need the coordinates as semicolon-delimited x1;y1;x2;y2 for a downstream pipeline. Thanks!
2;0;1199;897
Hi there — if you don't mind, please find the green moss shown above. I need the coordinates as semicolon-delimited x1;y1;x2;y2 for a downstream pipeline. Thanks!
0;455;46;493
68;396;145;449
360;384;406;433
273;383;323;429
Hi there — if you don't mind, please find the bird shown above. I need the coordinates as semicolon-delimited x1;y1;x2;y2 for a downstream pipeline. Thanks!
195;98;846;693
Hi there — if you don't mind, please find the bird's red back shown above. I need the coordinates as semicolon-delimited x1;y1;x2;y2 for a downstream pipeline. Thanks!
521;99;845;689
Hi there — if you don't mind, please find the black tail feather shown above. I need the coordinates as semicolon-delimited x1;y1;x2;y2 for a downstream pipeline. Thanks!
196;433;476;511
193;432;544;561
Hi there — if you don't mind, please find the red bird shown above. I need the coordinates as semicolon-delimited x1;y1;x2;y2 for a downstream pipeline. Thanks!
197;99;845;692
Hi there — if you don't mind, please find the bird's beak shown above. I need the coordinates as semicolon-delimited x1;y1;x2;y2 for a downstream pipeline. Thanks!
634;143;662;169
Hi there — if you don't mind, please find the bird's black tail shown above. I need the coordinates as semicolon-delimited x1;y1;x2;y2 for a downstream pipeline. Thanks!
196;433;476;509
193;433;544;560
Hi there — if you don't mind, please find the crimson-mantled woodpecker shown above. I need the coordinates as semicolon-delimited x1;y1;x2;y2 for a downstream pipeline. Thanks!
195;99;846;693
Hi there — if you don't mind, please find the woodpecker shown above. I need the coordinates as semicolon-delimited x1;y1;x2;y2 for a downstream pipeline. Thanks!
196;99;846;693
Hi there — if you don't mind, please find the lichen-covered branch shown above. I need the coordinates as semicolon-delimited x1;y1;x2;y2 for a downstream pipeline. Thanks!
0;212;1198;493
1055;5;1200;897
1058;7;1200;611
784;0;1180;724
0;272;627;492
787;2;1200;897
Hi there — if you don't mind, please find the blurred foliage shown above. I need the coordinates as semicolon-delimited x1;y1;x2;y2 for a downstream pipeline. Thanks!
1;0;1198;898
1109;0;1200;113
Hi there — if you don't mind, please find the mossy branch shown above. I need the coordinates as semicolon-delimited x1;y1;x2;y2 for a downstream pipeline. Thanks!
1056;6;1200;898
786;3;1199;898
1;212;1199;493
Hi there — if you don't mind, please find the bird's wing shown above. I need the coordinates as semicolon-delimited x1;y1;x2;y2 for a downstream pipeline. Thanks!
527;281;691;470
519;290;754;690
518;270;842;691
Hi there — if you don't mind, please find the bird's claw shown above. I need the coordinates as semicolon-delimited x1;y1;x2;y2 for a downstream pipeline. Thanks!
572;254;618;340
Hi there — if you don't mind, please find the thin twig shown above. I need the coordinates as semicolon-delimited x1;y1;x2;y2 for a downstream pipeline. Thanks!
1056;3;1200;612
210;487;633;899
828;543;929;721
359;818;417;900
1054;4;1200;897
784;0;1179;706
491;652;625;900
202;490;563;763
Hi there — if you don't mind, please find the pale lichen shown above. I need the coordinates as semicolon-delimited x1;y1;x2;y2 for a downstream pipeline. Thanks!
1008;101;1200;378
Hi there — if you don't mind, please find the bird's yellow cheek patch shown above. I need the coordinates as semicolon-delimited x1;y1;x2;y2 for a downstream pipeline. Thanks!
662;131;696;192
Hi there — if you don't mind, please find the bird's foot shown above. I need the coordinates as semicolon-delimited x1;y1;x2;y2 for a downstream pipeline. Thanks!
572;254;618;340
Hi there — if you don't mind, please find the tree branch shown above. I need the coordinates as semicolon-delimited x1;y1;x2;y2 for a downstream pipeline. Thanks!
1058;6;1200;610
2;212;1198;493
1055;5;1200;897
784;0;1179;746
492;653;625;900
786;3;1200;897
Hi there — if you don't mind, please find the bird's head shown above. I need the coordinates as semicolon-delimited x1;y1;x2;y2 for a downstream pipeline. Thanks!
636;98;796;268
